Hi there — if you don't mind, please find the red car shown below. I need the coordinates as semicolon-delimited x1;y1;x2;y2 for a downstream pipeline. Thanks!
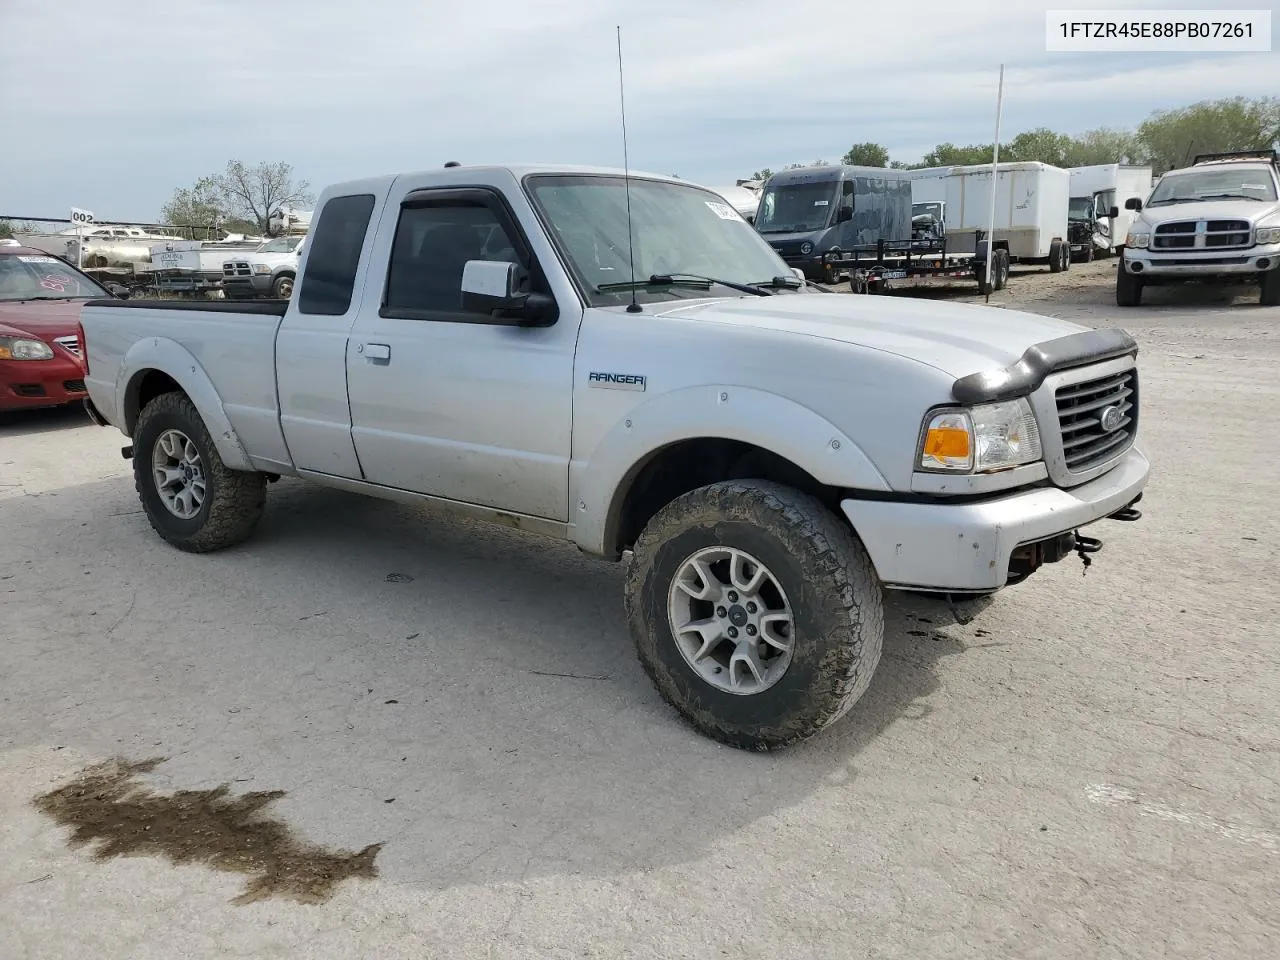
0;242;122;413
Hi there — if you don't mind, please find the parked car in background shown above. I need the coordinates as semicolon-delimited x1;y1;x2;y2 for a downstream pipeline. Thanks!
0;241;125;413
754;165;915;282
221;235;305;299
1117;150;1280;306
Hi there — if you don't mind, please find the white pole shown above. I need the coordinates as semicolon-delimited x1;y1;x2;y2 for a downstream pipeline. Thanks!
984;63;1005;301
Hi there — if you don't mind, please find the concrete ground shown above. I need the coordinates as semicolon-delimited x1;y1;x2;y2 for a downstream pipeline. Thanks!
2;260;1277;958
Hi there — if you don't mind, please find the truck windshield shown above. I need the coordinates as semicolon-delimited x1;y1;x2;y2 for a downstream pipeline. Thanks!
525;174;795;307
257;237;301;253
1068;197;1094;219
0;254;108;301
1147;168;1278;205
912;202;943;220
754;181;838;233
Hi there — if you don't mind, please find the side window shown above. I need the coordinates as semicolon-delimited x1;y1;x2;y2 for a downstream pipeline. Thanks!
297;193;375;316
382;198;526;321
839;178;854;215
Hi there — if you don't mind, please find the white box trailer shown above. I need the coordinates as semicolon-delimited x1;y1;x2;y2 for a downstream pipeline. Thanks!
938;161;1071;269
1068;163;1154;256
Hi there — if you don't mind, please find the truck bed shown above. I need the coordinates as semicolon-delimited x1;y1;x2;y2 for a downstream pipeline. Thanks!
81;298;292;471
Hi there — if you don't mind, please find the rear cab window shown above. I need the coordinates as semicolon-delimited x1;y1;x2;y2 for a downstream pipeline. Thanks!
298;193;376;315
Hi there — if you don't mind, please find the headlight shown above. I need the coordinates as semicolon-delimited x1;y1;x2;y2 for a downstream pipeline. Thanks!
800;241;814;255
1125;231;1150;248
919;398;1042;474
1255;226;1280;244
253;264;272;274
0;336;54;360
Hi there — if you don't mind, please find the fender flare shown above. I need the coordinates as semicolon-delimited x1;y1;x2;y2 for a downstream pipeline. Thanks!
570;384;891;556
115;336;254;471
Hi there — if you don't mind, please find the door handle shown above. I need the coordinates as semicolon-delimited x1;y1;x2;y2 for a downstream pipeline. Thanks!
359;342;391;363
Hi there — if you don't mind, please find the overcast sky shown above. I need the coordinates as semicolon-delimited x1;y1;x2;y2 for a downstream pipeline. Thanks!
0;0;1274;223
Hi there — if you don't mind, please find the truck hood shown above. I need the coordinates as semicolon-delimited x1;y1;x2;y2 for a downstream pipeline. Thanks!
1140;198;1280;225
655;294;1087;379
0;299;86;340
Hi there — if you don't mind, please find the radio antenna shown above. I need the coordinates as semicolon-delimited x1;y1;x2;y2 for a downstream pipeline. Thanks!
616;25;642;313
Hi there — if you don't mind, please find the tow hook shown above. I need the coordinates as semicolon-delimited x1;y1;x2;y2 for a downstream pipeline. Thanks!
1074;533;1103;575
1109;505;1142;522
121;445;134;460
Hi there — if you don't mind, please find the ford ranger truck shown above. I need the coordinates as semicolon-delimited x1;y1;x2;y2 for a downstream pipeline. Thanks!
1118;150;1280;307
78;163;1150;751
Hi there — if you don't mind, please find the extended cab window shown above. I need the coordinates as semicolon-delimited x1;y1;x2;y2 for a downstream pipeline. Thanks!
297;193;375;315
382;198;525;320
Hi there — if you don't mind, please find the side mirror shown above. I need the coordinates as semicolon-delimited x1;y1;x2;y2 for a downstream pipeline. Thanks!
835;207;853;224
460;260;556;326
108;283;130;299
1106;206;1120;219
1124;197;1142;211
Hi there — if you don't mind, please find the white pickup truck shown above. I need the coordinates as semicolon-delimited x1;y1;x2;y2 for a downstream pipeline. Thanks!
78;163;1149;750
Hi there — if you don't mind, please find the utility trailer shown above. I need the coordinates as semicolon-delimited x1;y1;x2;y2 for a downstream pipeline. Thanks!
820;235;1010;295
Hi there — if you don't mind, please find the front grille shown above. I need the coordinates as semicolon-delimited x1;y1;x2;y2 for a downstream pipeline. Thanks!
1153;219;1253;251
63;379;86;393
1055;369;1138;473
53;335;80;356
223;261;252;278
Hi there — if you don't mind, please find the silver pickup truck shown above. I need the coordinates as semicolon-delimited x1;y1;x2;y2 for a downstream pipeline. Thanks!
78;163;1149;750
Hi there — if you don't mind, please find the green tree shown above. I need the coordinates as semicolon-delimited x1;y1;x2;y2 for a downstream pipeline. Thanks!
1005;128;1075;166
841;142;890;166
1138;96;1280;173
1065;127;1143;166
916;142;1000;167
0;220;14;240
748;168;774;181
161;161;314;237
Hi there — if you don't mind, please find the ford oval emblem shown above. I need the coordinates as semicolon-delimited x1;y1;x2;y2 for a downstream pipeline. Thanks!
1099;405;1125;433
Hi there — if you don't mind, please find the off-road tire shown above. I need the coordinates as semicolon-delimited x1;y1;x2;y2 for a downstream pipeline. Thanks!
625;480;884;751
1260;264;1280;306
133;392;266;553
1116;259;1144;307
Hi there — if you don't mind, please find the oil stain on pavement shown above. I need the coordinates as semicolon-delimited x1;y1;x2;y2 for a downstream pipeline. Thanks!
32;757;382;905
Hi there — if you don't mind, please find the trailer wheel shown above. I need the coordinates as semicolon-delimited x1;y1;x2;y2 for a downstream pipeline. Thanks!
994;249;1010;290
1049;240;1066;273
1116;258;1144;307
1261;264;1280;306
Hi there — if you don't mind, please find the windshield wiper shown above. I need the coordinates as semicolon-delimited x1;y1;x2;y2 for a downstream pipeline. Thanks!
1196;193;1263;202
748;275;803;291
598;273;773;297
1148;197;1202;206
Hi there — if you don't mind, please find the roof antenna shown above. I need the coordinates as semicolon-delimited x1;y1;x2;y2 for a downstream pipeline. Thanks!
616;25;642;314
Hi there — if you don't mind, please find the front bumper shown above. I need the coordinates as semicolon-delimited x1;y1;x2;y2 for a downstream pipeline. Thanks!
841;446;1150;592
1123;244;1280;277
1;356;88;411
222;275;273;298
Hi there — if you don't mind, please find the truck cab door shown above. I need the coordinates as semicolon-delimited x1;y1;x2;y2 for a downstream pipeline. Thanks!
275;191;380;479
344;183;577;522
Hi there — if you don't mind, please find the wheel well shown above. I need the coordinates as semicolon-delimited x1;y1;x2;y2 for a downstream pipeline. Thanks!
125;369;183;432
610;438;838;556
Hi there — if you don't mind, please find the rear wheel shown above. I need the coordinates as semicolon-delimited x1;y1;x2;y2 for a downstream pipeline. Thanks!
1116;258;1144;307
133;392;267;552
625;480;884;750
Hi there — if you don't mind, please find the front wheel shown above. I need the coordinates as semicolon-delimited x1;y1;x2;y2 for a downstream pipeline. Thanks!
1116;259;1144;306
133;392;267;552
272;274;295;299
625;480;884;750
1261;265;1280;306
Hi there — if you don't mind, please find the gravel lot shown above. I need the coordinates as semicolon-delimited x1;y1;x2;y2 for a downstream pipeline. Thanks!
2;260;1278;959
